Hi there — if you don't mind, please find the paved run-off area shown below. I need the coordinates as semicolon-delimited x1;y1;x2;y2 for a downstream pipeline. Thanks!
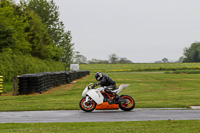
0;108;200;123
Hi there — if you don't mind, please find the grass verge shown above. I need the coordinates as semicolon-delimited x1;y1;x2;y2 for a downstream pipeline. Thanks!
0;72;200;111
2;82;13;94
0;120;200;133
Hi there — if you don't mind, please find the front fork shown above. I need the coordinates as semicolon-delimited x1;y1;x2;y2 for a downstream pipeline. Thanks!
85;96;93;104
85;96;89;102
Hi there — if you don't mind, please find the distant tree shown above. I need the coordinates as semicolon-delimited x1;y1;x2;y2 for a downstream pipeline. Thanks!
108;54;119;64
162;58;168;63
88;58;109;64
60;31;74;69
119;57;133;64
183;42;200;62
155;58;169;63
178;56;184;63
155;61;162;63
73;51;87;64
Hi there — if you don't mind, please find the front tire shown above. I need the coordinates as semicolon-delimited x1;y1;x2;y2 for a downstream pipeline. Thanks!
79;97;96;112
119;95;135;111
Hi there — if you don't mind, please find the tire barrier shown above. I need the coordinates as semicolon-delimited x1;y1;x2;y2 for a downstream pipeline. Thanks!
0;76;3;95
18;71;90;95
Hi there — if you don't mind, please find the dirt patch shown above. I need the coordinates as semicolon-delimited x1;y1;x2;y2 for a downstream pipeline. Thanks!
1;92;13;96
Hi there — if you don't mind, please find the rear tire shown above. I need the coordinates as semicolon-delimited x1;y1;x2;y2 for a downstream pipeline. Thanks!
119;95;135;111
79;97;96;112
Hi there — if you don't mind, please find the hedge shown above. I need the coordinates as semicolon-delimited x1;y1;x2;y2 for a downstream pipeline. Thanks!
0;51;66;82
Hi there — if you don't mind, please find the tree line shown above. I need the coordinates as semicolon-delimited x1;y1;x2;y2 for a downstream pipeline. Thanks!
155;42;200;63
73;53;133;64
1;0;199;67
0;0;74;81
182;42;200;63
0;0;74;65
74;42;200;64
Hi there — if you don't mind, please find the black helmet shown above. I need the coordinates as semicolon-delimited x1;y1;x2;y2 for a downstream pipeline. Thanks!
95;72;103;81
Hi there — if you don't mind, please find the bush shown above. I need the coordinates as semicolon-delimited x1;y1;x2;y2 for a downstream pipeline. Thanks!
0;50;66;82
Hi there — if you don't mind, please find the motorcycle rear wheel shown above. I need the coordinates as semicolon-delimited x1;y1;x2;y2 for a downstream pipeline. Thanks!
79;97;96;112
119;95;135;111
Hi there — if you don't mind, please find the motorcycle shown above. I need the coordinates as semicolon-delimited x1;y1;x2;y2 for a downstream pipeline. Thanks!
79;83;135;112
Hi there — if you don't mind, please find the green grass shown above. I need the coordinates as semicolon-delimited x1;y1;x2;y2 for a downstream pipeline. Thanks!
80;63;200;72
0;120;200;133
2;82;13;94
0;72;200;111
170;70;200;74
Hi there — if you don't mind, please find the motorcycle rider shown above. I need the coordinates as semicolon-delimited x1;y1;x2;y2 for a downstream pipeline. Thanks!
92;72;119;104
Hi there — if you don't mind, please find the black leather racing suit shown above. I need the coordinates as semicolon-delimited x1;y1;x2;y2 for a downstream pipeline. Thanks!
93;74;118;104
95;75;116;93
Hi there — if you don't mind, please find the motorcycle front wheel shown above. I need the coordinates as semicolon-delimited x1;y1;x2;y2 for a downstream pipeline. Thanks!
79;97;96;112
119;95;135;111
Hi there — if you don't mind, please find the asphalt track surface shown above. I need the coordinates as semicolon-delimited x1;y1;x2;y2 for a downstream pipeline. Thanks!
0;108;200;123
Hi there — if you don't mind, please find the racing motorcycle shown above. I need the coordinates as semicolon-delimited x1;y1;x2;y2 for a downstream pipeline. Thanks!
79;83;135;112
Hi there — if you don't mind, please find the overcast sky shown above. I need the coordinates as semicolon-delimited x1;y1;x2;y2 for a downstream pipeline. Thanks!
16;0;200;63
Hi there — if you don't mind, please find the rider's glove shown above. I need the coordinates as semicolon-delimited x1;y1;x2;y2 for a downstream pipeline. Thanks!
92;84;97;89
92;83;99;89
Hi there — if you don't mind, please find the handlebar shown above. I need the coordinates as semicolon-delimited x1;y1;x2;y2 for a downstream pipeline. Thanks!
88;83;93;90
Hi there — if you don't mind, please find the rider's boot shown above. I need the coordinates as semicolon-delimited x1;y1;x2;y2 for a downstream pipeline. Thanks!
114;93;120;100
107;98;113;105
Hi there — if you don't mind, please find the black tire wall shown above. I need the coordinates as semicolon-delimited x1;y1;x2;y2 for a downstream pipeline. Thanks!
18;71;90;94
